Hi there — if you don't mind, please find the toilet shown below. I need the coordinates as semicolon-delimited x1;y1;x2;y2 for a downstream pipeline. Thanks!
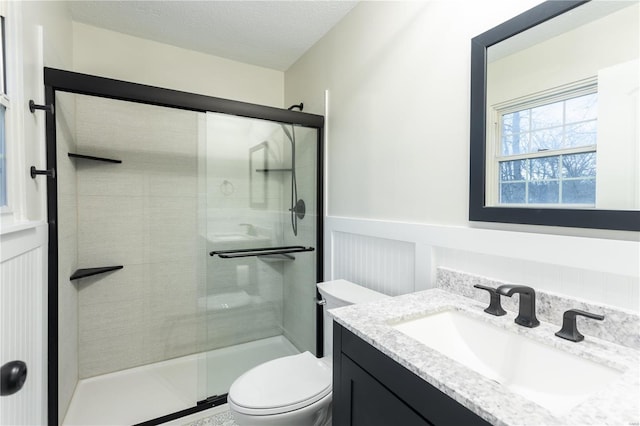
228;279;390;426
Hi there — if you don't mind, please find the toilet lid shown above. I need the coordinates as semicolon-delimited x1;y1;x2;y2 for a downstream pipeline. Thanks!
228;351;331;415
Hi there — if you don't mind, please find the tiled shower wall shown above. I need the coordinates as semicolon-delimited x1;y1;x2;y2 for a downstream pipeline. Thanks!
73;94;201;378
67;100;313;379
55;92;79;419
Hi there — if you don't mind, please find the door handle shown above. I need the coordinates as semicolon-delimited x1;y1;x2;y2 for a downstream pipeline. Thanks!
1;360;28;396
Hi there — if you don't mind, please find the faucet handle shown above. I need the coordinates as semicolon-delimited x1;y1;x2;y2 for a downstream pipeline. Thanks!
555;309;604;342
473;284;507;316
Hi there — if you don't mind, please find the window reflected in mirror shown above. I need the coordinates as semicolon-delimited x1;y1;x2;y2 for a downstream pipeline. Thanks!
495;87;598;206
469;0;640;230
485;0;638;211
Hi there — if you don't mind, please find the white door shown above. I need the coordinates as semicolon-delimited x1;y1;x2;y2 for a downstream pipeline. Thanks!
1;1;49;423
0;225;48;425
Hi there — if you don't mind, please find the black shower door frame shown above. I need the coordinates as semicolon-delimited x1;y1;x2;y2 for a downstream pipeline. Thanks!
43;67;325;426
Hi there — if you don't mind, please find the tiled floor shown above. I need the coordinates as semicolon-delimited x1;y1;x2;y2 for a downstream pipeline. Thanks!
184;409;237;426
63;336;297;425
156;404;237;426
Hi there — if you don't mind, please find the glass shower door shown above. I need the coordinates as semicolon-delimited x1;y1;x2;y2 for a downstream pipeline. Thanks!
57;92;206;424
198;112;319;402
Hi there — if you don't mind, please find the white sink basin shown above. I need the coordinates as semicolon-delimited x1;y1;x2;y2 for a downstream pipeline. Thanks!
392;310;622;416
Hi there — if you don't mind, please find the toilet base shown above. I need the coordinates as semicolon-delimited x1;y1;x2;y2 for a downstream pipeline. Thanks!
229;392;332;426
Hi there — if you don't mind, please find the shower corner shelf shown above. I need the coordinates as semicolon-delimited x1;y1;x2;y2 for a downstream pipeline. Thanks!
70;266;123;281
68;153;122;164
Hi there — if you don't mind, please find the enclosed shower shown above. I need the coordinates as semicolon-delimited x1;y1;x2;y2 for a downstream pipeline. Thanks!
43;69;323;425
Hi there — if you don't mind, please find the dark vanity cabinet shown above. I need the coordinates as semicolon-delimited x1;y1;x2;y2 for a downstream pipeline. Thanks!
333;323;491;426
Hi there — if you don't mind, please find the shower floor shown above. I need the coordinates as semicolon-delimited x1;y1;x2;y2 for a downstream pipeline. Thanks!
62;336;299;426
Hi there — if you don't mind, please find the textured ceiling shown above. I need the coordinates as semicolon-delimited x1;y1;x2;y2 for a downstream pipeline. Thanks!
69;1;358;71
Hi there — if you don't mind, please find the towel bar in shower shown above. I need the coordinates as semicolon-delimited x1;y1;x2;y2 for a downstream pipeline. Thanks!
209;245;314;259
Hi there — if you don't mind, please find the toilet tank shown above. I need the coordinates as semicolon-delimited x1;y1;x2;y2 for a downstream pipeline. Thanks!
317;279;389;360
317;279;390;309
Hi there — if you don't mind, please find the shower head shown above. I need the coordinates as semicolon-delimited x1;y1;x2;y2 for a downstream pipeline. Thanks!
282;102;302;143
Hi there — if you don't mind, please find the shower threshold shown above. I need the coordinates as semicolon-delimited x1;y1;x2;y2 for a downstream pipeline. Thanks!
62;335;299;426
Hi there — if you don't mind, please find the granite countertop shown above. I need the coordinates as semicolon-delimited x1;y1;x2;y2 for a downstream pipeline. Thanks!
329;288;640;426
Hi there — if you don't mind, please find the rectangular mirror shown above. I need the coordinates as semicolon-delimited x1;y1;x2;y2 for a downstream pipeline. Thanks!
470;0;640;231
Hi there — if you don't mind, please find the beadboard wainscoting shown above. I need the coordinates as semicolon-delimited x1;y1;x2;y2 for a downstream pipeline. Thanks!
325;216;640;311
332;231;416;296
0;224;48;426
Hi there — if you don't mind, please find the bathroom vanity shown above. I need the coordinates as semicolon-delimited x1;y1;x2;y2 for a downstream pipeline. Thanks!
330;284;640;426
333;322;489;425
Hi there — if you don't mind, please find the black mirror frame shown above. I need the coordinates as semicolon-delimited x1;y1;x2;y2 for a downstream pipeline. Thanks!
469;0;640;231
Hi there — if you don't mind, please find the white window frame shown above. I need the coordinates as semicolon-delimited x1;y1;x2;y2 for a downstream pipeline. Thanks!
0;0;27;231
486;78;598;208
1;5;9;213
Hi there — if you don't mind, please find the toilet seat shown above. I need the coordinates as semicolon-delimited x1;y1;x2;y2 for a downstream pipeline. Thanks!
228;351;331;416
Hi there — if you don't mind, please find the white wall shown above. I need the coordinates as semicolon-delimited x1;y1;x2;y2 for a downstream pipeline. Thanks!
21;1;73;223
0;1;73;425
73;22;284;108
287;0;549;225
21;2;76;421
285;1;640;311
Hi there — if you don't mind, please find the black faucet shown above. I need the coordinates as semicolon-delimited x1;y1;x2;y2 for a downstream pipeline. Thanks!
555;309;604;342
496;285;540;328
